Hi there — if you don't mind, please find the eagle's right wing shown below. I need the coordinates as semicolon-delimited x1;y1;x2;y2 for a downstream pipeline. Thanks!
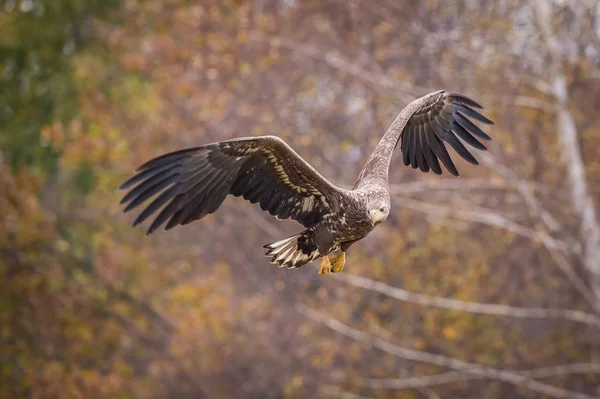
119;136;343;234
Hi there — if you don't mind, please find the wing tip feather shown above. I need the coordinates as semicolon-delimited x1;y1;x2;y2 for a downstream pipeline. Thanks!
447;92;484;109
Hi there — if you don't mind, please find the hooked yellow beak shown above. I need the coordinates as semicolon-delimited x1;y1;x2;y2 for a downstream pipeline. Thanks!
369;209;386;226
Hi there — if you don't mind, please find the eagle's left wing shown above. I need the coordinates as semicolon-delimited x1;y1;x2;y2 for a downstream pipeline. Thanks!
119;136;342;234
400;91;494;176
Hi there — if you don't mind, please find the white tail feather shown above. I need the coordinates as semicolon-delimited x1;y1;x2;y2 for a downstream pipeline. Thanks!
264;232;320;269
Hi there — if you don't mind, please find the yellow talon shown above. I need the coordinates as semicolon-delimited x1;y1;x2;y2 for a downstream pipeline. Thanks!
319;255;332;275
330;251;346;273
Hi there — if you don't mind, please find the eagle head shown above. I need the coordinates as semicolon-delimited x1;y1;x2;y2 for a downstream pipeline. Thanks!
368;201;389;226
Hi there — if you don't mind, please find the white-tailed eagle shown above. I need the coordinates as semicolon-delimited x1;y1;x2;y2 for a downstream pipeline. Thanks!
120;91;493;274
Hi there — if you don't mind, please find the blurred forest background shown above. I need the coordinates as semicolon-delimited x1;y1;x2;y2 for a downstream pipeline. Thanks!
2;0;600;398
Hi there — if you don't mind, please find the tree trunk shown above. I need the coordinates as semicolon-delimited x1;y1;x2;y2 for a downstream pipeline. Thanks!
534;0;600;299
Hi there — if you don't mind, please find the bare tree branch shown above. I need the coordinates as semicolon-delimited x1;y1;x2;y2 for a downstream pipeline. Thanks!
394;195;600;311
478;153;563;234
358;371;475;390
333;273;600;328
524;363;600;379
394;196;570;253
357;363;600;390
297;305;597;399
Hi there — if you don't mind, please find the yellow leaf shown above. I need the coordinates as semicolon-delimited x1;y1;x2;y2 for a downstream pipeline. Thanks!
443;326;458;340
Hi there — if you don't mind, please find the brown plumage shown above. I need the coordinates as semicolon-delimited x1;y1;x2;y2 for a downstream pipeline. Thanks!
120;90;494;273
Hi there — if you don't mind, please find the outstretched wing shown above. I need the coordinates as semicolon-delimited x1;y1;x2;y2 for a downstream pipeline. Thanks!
119;136;341;234
400;91;494;176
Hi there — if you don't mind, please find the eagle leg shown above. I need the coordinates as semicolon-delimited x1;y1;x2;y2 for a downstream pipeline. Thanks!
330;251;345;273
318;255;332;275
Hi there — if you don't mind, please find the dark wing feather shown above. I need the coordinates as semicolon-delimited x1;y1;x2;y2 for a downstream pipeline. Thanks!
400;92;494;176
119;136;340;234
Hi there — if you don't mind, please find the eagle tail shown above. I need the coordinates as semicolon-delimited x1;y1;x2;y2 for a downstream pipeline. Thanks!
263;230;321;269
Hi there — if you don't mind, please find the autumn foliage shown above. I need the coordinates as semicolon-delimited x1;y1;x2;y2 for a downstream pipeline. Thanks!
2;1;600;398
